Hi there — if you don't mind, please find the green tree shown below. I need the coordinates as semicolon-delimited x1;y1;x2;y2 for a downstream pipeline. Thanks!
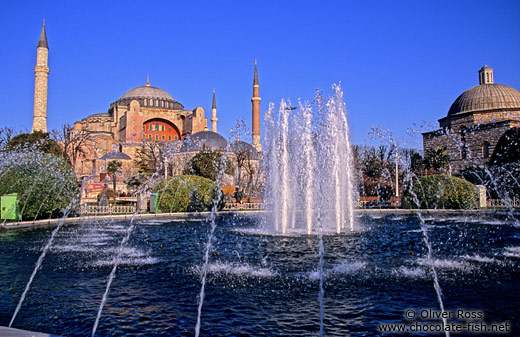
5;131;62;157
488;127;520;166
0;151;79;219
106;160;122;193
183;149;232;181
153;175;224;212
402;175;478;209
424;146;450;173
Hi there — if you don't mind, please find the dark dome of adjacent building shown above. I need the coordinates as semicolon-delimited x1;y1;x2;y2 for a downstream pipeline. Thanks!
447;68;520;118
121;85;174;101
230;140;259;159
180;131;228;152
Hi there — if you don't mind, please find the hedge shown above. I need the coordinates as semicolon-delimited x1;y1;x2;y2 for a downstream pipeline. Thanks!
402;174;478;209
153;175;224;213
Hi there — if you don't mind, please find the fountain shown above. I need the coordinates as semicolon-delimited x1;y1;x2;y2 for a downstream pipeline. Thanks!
263;84;356;234
1;88;519;336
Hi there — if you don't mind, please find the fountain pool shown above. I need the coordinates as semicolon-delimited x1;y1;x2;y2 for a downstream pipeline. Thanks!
1;214;519;336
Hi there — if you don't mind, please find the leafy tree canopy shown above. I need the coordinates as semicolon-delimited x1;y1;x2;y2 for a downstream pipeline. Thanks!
5;131;62;157
0;151;79;220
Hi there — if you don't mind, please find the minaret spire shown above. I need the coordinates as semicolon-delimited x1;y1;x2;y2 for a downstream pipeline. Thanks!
253;59;259;86
32;21;50;133
251;60;261;151
37;20;48;49
211;89;218;133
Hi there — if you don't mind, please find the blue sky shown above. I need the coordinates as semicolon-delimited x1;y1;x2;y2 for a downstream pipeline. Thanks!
0;0;519;148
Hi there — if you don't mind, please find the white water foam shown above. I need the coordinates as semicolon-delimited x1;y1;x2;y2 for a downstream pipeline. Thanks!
193;261;276;278
309;260;366;280
51;245;97;253
92;257;159;267
392;266;426;279
462;254;498;264
417;258;471;271
504;246;520;258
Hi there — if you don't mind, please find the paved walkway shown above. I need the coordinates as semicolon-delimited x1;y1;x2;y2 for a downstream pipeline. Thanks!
0;326;61;336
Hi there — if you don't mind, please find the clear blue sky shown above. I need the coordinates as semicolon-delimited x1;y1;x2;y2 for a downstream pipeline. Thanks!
0;0;519;148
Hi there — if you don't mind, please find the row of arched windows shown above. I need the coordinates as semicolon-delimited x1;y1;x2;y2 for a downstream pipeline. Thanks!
143;98;175;109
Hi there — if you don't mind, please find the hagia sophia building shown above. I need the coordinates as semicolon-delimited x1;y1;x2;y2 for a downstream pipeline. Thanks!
30;23;262;194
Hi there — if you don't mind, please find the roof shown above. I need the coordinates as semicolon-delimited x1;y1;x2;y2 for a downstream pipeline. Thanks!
180;131;228;152
100;151;131;160
447;83;520;116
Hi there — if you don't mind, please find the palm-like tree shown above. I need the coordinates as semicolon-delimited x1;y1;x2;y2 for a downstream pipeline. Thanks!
106;160;123;193
424;147;450;173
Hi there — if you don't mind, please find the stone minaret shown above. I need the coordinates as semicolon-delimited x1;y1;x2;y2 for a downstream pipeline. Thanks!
251;60;261;151
32;21;49;133
211;89;218;132
479;65;494;85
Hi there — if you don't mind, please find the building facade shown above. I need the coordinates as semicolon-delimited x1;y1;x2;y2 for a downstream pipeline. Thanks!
423;66;520;173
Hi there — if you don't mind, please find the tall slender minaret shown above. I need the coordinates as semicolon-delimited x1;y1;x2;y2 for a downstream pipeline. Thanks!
251;60;261;151
211;89;218;132
32;21;49;133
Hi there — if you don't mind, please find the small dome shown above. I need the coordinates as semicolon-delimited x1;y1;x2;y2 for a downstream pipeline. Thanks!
180;131;228;152
447;84;520;116
121;85;174;101
230;140;259;159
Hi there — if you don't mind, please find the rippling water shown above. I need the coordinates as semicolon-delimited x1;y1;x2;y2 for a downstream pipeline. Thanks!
0;214;519;336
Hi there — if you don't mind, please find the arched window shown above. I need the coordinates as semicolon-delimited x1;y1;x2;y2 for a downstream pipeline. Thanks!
482;142;490;159
461;145;468;159
459;126;467;141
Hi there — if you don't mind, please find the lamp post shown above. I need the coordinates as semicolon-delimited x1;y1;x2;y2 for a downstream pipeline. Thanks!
395;151;399;197
164;157;168;179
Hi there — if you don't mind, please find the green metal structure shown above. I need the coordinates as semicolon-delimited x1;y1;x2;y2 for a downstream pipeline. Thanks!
1;193;20;221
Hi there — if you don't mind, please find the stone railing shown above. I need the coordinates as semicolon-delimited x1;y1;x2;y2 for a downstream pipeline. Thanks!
487;198;520;208
223;202;265;211
79;204;137;215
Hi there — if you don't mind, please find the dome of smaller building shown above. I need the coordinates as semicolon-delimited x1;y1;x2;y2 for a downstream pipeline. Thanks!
447;84;520;116
121;85;174;101
447;67;520;117
180;131;228;152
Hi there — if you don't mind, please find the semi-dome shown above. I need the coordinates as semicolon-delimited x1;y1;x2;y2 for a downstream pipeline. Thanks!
180;131;228;152
447;66;520;116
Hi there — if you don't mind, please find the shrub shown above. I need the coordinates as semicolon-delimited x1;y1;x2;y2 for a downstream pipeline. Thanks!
402;174;478;209
153;175;224;213
0;151;79;220
182;149;232;181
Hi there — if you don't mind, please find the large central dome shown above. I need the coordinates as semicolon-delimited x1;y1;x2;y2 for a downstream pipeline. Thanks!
121;85;174;101
111;78;184;110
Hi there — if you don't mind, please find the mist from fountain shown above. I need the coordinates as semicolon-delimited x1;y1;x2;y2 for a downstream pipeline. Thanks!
263;84;356;234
